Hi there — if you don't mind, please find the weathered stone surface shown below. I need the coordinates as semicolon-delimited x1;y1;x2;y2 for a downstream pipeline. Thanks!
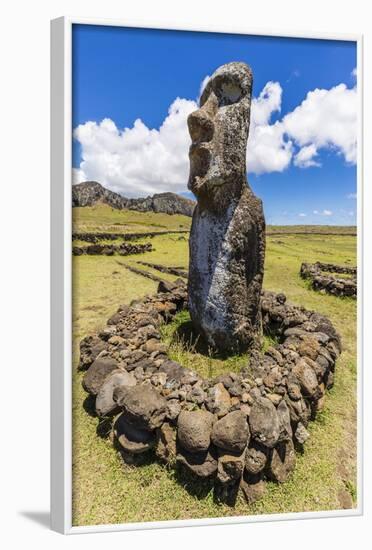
277;399;293;441
177;446;218;478
292;358;319;398
113;384;167;430
205;383;231;417
245;441;269;474
155;422;177;465
240;476;266;504
79;335;107;370
95;370;136;416
114;413;156;454
177;410;214;452
268;439;296;483
82;356;119;396
159;360;187;382
294;422;310;444
249;397;280;448
217;449;246;484
211;410;250;453
187;61;265;353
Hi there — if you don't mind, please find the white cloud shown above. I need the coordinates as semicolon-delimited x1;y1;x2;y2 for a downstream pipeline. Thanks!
73;76;357;196
73;98;197;197
352;67;357;79
347;192;357;199
282;83;357;164
313;210;319;214
247;81;293;174
72;167;86;184
298;213;307;217
294;144;320;168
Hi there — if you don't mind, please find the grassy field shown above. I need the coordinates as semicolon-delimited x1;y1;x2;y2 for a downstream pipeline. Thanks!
72;208;357;526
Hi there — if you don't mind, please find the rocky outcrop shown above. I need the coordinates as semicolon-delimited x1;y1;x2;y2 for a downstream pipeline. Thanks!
187;62;265;354
72;181;128;209
79;278;341;504
72;181;195;217
300;262;357;298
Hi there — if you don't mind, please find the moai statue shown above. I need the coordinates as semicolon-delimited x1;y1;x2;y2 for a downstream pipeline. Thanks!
187;62;266;353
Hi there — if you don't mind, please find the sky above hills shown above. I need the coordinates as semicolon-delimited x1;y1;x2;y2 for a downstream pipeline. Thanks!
72;24;357;225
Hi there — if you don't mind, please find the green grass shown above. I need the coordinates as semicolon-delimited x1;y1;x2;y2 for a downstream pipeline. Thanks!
72;210;357;526
73;204;192;234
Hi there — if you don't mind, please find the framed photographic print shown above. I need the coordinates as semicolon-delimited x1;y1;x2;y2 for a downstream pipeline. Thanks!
51;16;363;534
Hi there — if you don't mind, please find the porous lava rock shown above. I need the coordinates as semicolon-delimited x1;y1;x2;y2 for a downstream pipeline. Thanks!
80;278;341;505
187;62;265;354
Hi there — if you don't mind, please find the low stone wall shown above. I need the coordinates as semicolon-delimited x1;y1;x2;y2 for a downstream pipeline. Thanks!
300;262;357;298
73;242;152;256
72;230;189;243
79;279;341;504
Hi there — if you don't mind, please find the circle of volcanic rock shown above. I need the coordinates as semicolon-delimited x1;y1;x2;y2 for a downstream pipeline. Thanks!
79;278;341;503
300;261;357;298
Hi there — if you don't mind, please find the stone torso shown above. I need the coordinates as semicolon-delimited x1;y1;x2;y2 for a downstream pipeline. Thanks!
188;187;265;352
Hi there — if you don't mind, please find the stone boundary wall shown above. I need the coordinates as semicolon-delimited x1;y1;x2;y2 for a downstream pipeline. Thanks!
300;262;357;298
79;279;341;504
72;242;152;257
72;230;189;243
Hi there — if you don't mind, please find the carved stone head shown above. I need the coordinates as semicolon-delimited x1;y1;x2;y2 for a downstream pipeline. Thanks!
187;62;253;210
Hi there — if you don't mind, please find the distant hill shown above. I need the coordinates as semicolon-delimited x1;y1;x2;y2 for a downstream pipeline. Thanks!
72;181;195;217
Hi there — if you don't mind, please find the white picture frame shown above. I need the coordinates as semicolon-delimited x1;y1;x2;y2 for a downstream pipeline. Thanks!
50;16;363;534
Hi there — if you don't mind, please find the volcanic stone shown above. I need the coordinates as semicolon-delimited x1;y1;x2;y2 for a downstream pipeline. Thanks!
187;61;265;354
268;439;296;483
114;413;156;454
249;396;280;448
95;370;136;416
177;410;214;452
211;410;250;453
113;384;167;431
217;449;246;484
245;441;269;475
277;399;293;441
292;358;319;398
205;383;231;417
82;356;119;396
177;446;218;478
155;422;177;465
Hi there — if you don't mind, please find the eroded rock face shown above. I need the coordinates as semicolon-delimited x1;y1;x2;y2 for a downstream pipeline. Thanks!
187;62;265;353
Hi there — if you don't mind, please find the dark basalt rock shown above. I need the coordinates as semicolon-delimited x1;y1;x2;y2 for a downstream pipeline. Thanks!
82;356;119;396
114;413;156;454
249;397;280;448
177;446;218;478
245;441;269;475
113;384;167;431
95;370;136;417
268;439;296;483
177;410;215;453
211;410;250;453
300;261;357;298
187;62;265;354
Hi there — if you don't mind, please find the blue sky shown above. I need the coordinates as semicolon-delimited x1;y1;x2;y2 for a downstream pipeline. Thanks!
72;24;357;225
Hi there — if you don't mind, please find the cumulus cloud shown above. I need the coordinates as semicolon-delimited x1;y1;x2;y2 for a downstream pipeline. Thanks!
298;213;307;217
347;192;357;199
282;83;357;164
73;76;357;196
294;144;320;168
73;98;197;197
